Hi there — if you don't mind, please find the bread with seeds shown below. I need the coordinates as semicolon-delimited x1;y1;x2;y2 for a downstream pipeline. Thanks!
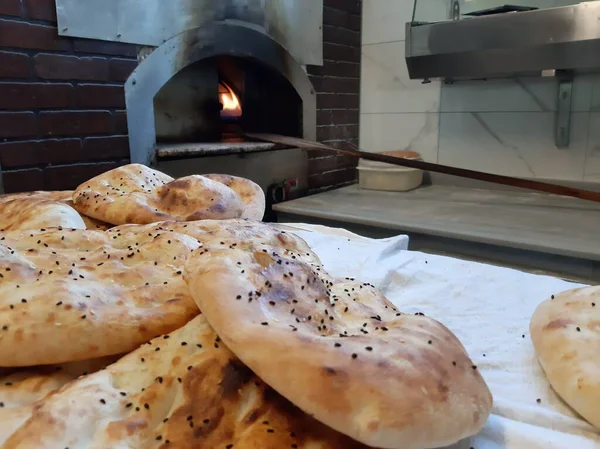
184;243;493;449
0;220;319;367
1;315;373;449
0;192;86;231
530;286;600;430
72;164;265;225
0;355;119;445
202;174;265;220
0;227;200;366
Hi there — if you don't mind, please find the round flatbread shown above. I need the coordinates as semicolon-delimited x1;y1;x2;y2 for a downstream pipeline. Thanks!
530;286;600;430
0;227;200;366
203;174;265;220
2;315;371;449
184;243;493;449
0;192;85;231
72;164;248;225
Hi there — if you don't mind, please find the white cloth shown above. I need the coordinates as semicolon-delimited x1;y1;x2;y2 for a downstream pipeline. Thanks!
282;223;600;449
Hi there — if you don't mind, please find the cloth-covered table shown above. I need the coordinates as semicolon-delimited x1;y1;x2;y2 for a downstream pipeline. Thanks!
281;223;600;449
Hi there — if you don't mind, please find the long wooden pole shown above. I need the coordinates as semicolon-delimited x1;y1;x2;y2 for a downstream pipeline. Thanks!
246;132;600;203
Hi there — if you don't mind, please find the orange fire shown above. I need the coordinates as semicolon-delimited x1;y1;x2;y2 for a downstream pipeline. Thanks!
219;82;242;118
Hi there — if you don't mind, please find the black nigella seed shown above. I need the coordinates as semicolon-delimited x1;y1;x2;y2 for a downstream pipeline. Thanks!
181;342;187;346
365;346;373;351
428;340;432;345
99;399;106;404
351;353;358;359
261;322;268;326
576;327;581;332
536;398;541;403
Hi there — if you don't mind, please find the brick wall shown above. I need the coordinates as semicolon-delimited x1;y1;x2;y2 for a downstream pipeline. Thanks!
0;0;137;193
307;0;362;194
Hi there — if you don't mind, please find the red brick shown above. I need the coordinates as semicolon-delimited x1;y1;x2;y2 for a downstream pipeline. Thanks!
0;139;84;168
109;58;137;82
2;168;44;193
317;109;359;126
73;39;138;58
323;6;361;31
44;138;83;164
308;61;360;78
317;93;359;110
310;76;360;94
0;51;30;79
324;0;361;15
25;0;57;21
82;136;129;160
0;140;45;168
0;82;74;109
316;124;359;141
77;84;125;108
114;110;128;134
43;161;122;190
0;0;22;17
39;111;112;137
323;25;360;47
0;19;69;51
308;155;357;174
34;54;109;81
308;167;357;190
0;111;37;138
323;43;360;63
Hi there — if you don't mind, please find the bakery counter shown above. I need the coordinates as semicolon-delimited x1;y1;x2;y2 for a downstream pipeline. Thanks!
274;184;600;283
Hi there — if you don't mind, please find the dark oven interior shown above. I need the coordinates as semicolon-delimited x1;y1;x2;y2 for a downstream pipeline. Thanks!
153;55;303;146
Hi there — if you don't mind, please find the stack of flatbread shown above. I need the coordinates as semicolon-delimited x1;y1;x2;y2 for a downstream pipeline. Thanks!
0;164;494;449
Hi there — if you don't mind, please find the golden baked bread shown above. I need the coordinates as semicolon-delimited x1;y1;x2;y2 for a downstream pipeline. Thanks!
0;227;201;366
202;174;265;220
72;164;253;225
530;286;600;430
0;192;86;231
0;220;317;367
0;356;118;445
184;243;493;449
2;315;372;449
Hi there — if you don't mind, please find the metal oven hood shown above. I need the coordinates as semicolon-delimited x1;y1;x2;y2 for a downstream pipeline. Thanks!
406;2;600;80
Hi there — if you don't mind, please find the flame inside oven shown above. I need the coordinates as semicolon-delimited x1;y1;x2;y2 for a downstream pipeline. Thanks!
219;81;242;118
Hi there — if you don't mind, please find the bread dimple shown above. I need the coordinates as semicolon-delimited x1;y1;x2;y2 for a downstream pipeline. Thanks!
202;174;266;220
2;315;374;449
530;286;600;430
72;164;250;225
184;243;493;449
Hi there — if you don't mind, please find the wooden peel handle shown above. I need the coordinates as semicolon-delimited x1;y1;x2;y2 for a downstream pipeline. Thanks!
246;133;600;203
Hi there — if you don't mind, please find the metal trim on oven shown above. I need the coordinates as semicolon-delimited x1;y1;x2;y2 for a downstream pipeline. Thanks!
124;22;317;166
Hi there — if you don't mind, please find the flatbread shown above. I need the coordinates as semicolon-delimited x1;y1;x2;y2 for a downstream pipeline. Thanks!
530;286;600;430
0;356;118;445
105;219;320;266
203;174;265;220
0;220;318;367
0;227;200;366
2;315;372;449
0;192;85;231
72;164;249;225
184;243;493;449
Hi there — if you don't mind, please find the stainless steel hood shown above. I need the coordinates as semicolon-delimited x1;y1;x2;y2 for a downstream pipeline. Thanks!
406;2;600;81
